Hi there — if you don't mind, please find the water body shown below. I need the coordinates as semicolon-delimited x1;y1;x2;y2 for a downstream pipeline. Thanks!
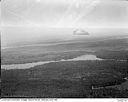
69;55;103;61
1;55;103;70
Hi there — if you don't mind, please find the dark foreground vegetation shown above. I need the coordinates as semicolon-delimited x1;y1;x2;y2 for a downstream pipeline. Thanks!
1;60;128;98
1;37;128;97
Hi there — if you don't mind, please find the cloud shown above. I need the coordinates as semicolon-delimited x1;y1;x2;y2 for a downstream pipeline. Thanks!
73;29;89;35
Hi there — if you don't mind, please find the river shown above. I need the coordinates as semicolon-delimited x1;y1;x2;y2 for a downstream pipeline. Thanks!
1;54;103;70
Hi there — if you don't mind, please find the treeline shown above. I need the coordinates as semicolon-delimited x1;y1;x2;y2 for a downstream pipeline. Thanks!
95;50;128;60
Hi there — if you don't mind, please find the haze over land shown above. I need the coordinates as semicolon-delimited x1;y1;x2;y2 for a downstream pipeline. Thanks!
1;27;128;48
1;0;128;47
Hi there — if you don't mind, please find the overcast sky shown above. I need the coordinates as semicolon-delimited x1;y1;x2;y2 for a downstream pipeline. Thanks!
1;0;128;47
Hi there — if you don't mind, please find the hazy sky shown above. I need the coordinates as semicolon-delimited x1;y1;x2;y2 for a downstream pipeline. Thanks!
1;0;128;47
1;0;128;28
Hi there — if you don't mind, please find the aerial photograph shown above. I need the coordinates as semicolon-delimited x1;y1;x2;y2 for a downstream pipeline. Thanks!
1;0;128;98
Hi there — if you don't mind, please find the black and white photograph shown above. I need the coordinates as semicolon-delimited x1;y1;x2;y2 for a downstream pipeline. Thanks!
1;0;128;98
